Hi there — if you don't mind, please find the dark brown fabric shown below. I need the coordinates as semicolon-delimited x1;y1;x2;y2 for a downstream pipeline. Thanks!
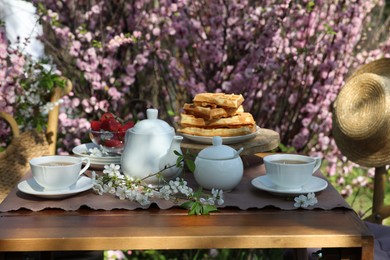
0;155;351;212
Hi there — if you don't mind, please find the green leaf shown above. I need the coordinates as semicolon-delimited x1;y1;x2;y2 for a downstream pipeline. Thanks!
188;209;196;216
131;35;138;43
195;205;202;215
324;23;336;35
278;143;296;153
36;124;43;133
202;205;218;215
176;157;183;168
92;40;102;48
189;202;199;215
180;201;193;210
54;77;66;88
306;1;315;12
182;197;219;215
167;109;175;116
186;159;196;173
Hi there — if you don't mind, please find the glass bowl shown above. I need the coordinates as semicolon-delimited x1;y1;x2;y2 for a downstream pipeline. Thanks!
88;129;125;153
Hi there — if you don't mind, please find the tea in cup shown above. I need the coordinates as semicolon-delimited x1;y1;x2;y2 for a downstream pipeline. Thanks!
30;155;90;190
263;154;321;190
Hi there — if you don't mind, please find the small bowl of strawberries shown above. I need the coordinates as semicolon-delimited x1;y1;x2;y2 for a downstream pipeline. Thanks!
89;112;134;153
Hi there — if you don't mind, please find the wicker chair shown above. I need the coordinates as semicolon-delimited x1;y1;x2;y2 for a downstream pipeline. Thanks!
0;78;72;202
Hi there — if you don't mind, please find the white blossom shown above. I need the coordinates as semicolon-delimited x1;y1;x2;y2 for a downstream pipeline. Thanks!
92;182;104;195
103;181;116;194
158;185;172;200
199;198;207;204
294;192;318;208
305;192;318;206
39;102;55;114
217;197;224;205
103;163;121;177
89;147;104;157
115;186;127;200
88;146;109;157
211;189;224;205
125;189;138;201
207;198;215;205
136;192;150;206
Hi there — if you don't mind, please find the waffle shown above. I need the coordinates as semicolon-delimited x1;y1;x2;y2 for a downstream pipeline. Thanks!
180;112;255;128
183;103;244;120
178;125;257;137
193;93;244;109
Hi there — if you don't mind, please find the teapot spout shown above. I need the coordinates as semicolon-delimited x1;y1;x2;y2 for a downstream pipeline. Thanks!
159;135;184;180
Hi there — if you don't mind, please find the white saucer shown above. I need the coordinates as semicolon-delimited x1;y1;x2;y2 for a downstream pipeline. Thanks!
86;159;121;165
72;143;121;164
17;176;93;199
181;126;259;144
251;175;328;196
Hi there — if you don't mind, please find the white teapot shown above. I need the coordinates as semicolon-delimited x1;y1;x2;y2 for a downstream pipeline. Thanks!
194;136;244;191
121;108;183;186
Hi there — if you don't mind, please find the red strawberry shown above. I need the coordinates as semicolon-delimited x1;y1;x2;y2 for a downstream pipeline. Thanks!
116;132;125;141
117;121;134;140
120;121;135;132
100;112;115;122
100;118;121;132
90;120;102;131
100;120;109;131
104;139;122;148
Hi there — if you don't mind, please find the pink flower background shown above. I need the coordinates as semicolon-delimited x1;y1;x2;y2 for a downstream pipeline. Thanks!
1;0;390;199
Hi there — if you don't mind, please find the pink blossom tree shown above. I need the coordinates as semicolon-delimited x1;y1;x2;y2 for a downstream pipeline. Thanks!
2;0;390;199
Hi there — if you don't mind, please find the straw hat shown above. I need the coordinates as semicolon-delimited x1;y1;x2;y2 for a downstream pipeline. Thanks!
332;58;390;167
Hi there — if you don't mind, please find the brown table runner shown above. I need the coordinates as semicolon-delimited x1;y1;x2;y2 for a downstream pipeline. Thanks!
0;155;351;212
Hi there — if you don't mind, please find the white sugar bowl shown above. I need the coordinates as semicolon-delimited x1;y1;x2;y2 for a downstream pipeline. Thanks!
194;136;244;191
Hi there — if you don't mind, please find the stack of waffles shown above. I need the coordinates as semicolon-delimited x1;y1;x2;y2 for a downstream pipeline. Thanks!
178;93;257;137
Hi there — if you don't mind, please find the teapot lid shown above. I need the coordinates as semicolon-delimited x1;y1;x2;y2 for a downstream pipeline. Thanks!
198;136;242;160
130;108;174;134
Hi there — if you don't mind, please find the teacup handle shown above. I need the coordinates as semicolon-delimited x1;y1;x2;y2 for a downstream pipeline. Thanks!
79;157;91;175
312;157;322;173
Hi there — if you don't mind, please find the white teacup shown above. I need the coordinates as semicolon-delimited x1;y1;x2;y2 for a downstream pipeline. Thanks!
263;154;321;190
30;155;90;190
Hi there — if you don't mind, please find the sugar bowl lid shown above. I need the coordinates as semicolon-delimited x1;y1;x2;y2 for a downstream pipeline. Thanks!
130;108;173;135
198;136;244;160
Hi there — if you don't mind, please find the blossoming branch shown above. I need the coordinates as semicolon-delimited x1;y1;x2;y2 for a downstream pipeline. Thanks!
92;163;224;215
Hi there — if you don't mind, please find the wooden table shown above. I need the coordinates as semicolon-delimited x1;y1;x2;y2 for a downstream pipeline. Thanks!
0;152;374;259
0;207;373;259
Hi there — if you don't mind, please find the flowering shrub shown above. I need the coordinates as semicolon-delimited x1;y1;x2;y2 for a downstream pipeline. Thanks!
0;23;66;148
2;1;390;198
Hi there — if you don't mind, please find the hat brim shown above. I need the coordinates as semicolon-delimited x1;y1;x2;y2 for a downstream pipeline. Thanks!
332;58;390;167
346;58;390;81
333;113;390;167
